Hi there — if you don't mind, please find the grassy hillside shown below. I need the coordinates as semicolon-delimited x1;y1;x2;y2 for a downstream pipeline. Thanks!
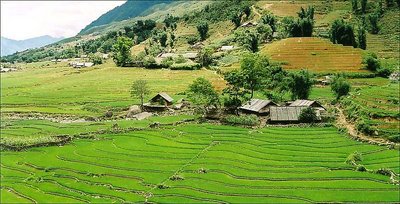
0;61;224;117
1;124;399;203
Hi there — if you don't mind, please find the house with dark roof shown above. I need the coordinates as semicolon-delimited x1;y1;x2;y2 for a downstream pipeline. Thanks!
239;99;278;115
143;92;174;111
269;106;307;123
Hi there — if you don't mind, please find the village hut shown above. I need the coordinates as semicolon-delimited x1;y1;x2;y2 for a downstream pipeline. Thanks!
269;106;307;123
240;22;258;28
143;92;174;111
289;100;326;111
220;46;235;52
239;99;278;116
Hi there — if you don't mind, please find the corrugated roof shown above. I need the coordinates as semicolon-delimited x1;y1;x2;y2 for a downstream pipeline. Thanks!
270;106;306;121
154;92;174;103
289;100;315;107
240;99;275;112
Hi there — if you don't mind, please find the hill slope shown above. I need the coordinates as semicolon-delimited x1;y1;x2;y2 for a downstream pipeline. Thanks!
1;35;64;56
79;0;172;35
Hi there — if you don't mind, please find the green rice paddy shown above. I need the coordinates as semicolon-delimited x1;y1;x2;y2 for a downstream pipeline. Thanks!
1;124;399;203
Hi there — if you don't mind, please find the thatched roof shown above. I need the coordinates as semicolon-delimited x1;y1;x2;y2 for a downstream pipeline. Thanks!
240;99;277;113
270;106;306;122
289;100;325;110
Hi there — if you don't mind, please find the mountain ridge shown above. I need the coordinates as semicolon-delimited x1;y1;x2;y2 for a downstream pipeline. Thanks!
1;35;64;56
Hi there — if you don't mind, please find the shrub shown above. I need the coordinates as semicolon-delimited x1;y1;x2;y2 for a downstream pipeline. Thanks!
388;135;400;143
174;55;187;64
186;35;199;45
363;53;380;71
89;54;103;65
376;168;392;176
143;56;157;68
299;107;318;123
377;67;392;78
356;121;376;135
356;165;367;172
331;76;351;99
169;174;185;181
346;151;363;165
170;62;201;70
223;115;259;126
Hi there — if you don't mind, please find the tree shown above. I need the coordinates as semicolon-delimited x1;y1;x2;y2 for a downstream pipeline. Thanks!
130;80;150;107
358;25;367;50
368;13;380;34
231;13;242;28
257;23;273;42
260;13;277;32
352;0;359;12
198;48;213;67
297;6;314;20
158;32;168;47
282;17;313;37
386;0;394;7
287;70;314;100
331;76;351;99
243;6;251;17
187;77;220;114
246;31;260;53
197;21;209;41
240;54;270;98
330;19;356;47
299;107;318;123
361;0;368;13
223;70;247;112
363;52;381;71
112;36;133;66
89;54;103;65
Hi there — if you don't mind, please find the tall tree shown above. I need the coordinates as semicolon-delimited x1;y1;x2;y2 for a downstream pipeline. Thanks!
368;13;380;34
260;13;277;33
287;70;314;100
223;70;247;112
330;19;356;47
130;80;150;107
112;36;133;66
231;13;242;28
240;54;269;98
358;25;367;50
197;21;209;41
187;77;220;113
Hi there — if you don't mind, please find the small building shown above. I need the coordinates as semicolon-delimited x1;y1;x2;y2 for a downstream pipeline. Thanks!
241;22;258;28
239;99;278;115
289;100;326;111
269;106;306;123
183;52;198;59
143;92;174;111
190;42;204;50
220;46;235;52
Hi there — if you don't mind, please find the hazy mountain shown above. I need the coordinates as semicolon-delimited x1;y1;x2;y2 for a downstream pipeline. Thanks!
1;35;64;56
79;0;173;35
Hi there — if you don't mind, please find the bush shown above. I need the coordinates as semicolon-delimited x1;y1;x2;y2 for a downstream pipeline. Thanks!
331;76;351;99
223;115;259;126
363;53;380;71
299;107;318;123
170;62;201;70
186;35;199;45
346;151;363;165
377;67;392;78
174;55;187;64
356;165;367;172
143;56;157;68
356;121;376;135
388;135;400;143
376;168;392;176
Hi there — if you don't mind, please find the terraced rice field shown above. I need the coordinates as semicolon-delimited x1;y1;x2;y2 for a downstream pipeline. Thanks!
261;37;365;73
1;124;399;203
348;79;400;138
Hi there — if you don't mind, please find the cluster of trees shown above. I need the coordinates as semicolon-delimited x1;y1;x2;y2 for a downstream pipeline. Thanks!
281;6;315;37
187;54;317;113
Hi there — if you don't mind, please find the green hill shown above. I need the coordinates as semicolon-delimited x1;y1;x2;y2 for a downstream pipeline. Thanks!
79;0;173;35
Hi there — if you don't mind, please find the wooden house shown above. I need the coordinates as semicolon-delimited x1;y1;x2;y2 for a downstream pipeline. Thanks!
239;99;278;115
269;106;306;123
143;92;174;111
289;100;326;111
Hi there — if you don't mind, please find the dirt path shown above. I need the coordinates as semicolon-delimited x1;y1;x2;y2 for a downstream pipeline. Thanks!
335;106;398;147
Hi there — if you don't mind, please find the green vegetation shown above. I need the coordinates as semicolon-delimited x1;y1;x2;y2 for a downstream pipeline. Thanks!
223;115;259;126
331;76;351;100
130;80;150;107
299;107;318;123
1;124;399;203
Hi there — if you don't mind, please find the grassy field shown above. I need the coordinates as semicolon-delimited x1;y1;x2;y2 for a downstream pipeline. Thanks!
1;124;399;203
0;61;225;117
260;37;366;73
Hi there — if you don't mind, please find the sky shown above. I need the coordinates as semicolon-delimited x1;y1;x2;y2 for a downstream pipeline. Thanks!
1;1;126;40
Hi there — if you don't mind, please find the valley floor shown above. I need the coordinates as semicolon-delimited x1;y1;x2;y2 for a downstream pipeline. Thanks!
1;123;399;203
